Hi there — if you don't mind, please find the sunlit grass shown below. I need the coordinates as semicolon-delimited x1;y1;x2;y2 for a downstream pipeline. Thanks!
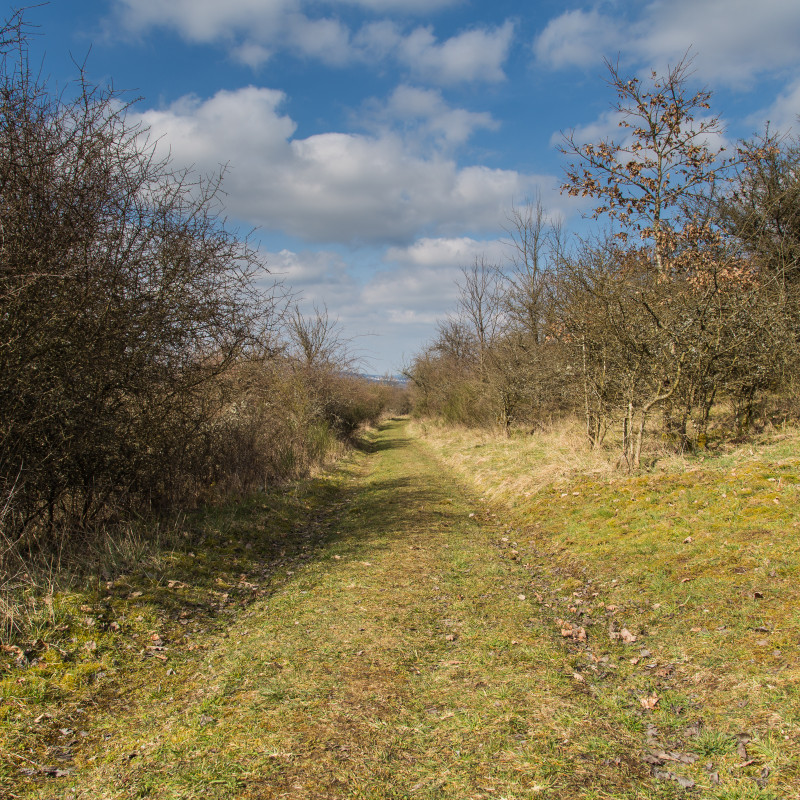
414;417;800;798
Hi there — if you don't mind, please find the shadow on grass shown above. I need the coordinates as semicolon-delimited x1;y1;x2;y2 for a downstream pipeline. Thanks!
117;427;457;625
352;420;412;454
5;416;452;658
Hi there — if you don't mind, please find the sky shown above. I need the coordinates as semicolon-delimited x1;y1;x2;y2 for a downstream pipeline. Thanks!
20;0;800;374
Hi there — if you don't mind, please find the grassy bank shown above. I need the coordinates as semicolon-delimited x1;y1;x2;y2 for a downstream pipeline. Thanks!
413;417;800;798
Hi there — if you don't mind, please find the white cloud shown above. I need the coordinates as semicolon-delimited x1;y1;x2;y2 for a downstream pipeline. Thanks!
535;0;800;87
115;0;293;44
340;0;460;11
261;244;464;371
551;109;622;149
363;84;499;149
396;21;514;85
751;78;800;135
137;87;552;245
385;236;505;268
112;0;513;82
533;9;620;70
364;236;505;321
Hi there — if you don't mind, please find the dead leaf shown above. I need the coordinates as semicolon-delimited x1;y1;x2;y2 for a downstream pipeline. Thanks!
640;695;660;710
684;720;702;737
654;751;698;765
610;627;637;643
736;732;751;760
560;622;587;641
652;770;694;789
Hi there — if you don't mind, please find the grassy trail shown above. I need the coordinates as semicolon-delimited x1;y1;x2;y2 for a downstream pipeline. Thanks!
7;419;741;798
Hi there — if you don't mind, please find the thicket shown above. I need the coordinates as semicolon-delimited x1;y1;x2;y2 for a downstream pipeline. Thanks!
407;57;800;469
0;13;401;577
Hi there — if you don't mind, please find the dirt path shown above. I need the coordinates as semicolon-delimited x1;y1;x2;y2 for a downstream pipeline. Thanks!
17;419;675;799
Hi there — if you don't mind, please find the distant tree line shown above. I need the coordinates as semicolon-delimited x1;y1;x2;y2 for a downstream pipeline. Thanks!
407;56;800;469
0;12;405;570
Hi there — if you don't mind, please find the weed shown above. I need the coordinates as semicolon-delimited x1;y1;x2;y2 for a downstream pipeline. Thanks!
691;730;736;756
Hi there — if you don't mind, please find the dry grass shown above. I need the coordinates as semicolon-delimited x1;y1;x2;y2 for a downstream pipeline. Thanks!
415;416;800;799
3;420;680;800
2;417;797;798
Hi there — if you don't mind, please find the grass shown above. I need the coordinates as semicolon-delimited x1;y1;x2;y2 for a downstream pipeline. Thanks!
1;415;797;798
412;416;800;798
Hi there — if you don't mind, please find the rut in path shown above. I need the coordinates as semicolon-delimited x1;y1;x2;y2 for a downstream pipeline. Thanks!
24;419;666;800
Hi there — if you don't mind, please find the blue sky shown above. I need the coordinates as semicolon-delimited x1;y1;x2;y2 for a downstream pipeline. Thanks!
24;1;800;373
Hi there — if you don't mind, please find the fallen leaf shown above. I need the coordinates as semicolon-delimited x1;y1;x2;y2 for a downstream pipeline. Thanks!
654;751;698;765
652;770;694;789
640;695;660;710
684;721;702;737
736;732;751;760
560;622;587;641
610;627;637;644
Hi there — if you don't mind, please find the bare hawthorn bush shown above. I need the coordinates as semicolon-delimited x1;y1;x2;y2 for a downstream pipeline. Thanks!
0;18;281;567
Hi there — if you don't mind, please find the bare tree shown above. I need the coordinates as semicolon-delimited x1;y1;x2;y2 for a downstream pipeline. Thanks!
457;257;504;378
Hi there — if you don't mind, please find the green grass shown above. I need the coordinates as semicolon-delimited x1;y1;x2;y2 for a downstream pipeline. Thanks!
413;417;800;798
2;417;797;797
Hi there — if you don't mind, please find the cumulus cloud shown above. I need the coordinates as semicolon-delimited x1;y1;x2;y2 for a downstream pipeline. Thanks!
340;0;460;12
362;84;499;149
751;78;800;135
395;21;514;85
261;243;473;370
364;236;505;319
111;0;513;82
385;236;505;268
533;9;620;70
137;87;552;245
535;1;800;89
